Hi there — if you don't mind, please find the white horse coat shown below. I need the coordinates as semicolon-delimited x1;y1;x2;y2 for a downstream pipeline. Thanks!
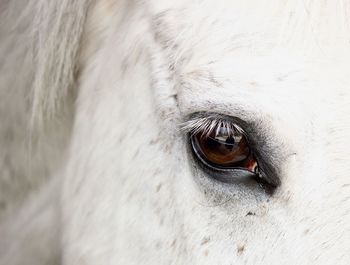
1;0;350;264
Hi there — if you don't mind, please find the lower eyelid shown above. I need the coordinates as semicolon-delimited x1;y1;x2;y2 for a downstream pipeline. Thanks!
209;169;258;184
191;148;277;195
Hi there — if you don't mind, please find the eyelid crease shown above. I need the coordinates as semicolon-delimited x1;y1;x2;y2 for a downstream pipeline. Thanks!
179;112;245;138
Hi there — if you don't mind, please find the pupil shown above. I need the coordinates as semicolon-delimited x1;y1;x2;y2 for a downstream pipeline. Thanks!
225;137;235;145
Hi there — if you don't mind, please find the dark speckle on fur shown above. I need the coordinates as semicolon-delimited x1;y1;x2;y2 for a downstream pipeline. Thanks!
200;237;210;246
246;211;256;216
170;239;176;248
237;244;245;255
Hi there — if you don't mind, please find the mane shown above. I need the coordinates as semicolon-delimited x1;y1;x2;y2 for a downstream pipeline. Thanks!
31;0;92;127
0;0;93;220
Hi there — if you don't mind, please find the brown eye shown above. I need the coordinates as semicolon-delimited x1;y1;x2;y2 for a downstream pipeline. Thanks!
190;124;258;173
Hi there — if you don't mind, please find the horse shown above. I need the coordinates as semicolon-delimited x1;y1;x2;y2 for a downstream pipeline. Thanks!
1;0;350;264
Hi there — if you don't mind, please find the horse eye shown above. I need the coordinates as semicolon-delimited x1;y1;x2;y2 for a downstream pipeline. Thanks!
190;124;259;173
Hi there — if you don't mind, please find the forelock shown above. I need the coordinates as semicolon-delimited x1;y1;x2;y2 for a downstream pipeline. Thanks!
31;0;92;128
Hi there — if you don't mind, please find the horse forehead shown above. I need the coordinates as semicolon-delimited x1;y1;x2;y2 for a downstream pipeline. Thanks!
154;14;350;105
151;0;350;64
148;1;350;176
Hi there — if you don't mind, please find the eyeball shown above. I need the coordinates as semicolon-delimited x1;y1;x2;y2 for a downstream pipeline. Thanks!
190;123;259;173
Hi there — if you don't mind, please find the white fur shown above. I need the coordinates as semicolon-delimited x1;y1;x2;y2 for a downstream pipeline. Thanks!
1;0;350;264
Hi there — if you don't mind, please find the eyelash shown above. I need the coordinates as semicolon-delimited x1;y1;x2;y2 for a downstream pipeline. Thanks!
180;113;244;137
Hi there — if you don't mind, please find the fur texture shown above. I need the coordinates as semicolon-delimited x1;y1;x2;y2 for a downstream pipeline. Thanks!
1;0;350;264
